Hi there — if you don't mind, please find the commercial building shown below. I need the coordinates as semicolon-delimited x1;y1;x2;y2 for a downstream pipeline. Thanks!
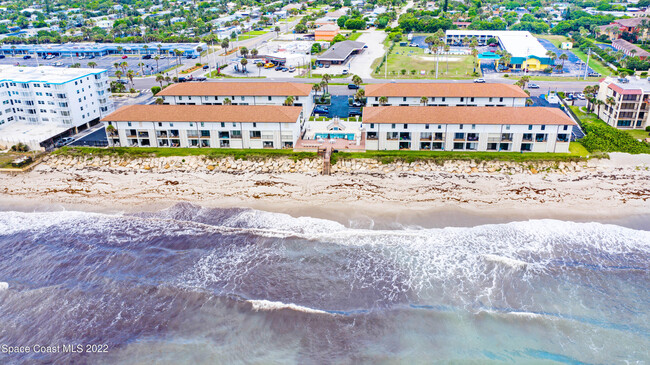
362;106;574;152
157;82;315;119
446;30;553;71
102;105;303;149
596;76;650;129
364;83;528;107
0;42;207;58
316;40;366;66
0;65;113;150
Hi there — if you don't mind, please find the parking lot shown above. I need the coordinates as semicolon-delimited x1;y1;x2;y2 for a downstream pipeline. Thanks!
0;53;187;78
536;38;596;76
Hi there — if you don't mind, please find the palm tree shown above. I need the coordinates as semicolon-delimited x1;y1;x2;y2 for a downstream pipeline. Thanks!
156;74;164;88
594;98;605;116
354;89;365;103
196;46;203;64
113;62;119;72
251;48;259;58
321;74;332;93
165;76;171;85
117;46;123;55
105;124;116;136
221;40;229;54
352;74;362;87
283;95;295;106
378;96;388;106
444;44;450;73
157;44;163;55
518;75;530;89
606;96;616;125
120;61;128;73
525;99;534;106
143;45;149;55
155;97;164;105
558;53;568;70
87;61;97;68
154;55;160;73
223;97;232;105
138;62;145;76
256;62;264;77
115;70;123;80
240;58;248;73
126;69;135;89
312;83;321;97
420;96;428;106
240;47;248;58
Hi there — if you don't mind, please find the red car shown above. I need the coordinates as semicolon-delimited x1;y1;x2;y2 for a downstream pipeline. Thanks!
121;55;128;59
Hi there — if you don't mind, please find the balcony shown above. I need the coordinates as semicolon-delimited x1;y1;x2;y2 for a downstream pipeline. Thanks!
137;131;149;138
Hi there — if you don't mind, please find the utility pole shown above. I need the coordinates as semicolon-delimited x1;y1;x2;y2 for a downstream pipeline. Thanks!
583;48;591;80
384;49;387;79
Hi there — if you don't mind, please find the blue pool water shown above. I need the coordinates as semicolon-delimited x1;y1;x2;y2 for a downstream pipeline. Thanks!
315;133;355;140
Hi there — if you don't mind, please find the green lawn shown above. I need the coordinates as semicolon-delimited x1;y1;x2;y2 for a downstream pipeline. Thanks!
529;76;603;82
571;47;613;76
624;129;650;140
535;34;569;48
372;45;479;79
55;147;316;161
237;30;268;40
346;32;362;41
569;142;590;157
331;150;586;164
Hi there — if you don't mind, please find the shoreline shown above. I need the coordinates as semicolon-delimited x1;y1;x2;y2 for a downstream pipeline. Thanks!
1;153;649;230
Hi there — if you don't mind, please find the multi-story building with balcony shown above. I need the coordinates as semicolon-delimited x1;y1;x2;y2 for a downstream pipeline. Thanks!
362;106;575;153
102;104;303;149
364;83;528;107
157;82;315;119
596;76;650;129
0;65;113;150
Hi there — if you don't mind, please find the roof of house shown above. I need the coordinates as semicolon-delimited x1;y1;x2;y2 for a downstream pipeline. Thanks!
157;82;313;96
315;24;340;32
362;106;575;125
615;17;644;27
365;83;528;98
317;40;365;61
101;105;303;123
612;39;650;57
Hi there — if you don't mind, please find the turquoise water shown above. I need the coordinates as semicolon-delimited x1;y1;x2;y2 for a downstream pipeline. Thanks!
315;133;355;140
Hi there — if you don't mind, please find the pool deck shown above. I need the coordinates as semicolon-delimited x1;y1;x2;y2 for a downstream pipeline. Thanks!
294;134;366;152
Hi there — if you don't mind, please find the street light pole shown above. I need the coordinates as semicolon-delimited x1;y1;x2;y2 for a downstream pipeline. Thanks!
583;48;591;80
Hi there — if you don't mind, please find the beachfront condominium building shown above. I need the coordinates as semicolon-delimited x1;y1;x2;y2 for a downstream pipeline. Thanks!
101;105;303;149
362;106;575;153
596;76;650;129
0;65;113;150
364;83;528;107
157;82;315;118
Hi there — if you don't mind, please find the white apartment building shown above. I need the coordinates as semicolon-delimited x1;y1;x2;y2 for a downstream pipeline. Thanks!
596;76;650;129
363;106;575;153
158;82;315;118
0;65;112;150
364;83;528;107
102;105;303;149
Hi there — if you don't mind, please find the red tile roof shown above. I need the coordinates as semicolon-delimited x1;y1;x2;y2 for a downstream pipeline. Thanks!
101;105;302;123
365;83;528;98
362;106;575;125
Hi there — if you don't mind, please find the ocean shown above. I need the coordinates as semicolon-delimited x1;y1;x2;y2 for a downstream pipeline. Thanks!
0;203;648;364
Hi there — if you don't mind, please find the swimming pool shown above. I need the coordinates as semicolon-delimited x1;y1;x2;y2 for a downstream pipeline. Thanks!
315;133;355;140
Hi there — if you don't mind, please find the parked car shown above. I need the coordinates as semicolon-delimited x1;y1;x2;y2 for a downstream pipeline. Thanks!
264;63;275;68
588;72;600;77
288;66;296;72
191;55;198;59
351;101;363;107
142;54;152;59
349;109;362;116
324;64;330;68
473;78;485;83
194;77;207;81
53;61;64;66
528;83;540;89
576;93;585;100
78;55;85;60
55;137;75;148
23;55;31;59
202;65;209;70
159;55;166;59
565;93;575;100
348;84;359;89
313;106;329;114
618;78;630;84
178;77;188;82
88;55;95;59
115;79;128;84
0;55;5;59
342;69;349;75
122;55;128;59
186;55;193;59
282;67;288;72
275;65;283;71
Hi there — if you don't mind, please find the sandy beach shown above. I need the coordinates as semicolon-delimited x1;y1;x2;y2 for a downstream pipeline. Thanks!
1;152;649;227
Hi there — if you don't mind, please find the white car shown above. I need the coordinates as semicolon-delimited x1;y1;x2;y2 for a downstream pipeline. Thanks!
576;93;585;100
53;61;63;66
473;78;486;83
78;55;85;60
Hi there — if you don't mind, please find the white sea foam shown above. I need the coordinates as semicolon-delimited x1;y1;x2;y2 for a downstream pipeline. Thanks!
483;254;529;270
248;299;332;315
0;282;8;291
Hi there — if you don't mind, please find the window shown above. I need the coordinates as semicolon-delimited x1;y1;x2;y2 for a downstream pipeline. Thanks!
505;125;510;130
391;123;396;129
231;130;242;138
470;97;474;102
453;142;464;149
541;125;545;131
233;123;236;127
460;97;464;102
250;131;261;138
441;97;445;102
367;131;378;140
370;123;375;129
158;122;163;127
425;124;429;129
403;97;407;101
268;96;272;101
522;133;532;141
454;132;465;140
471;124;476;129
499;97;503;102
200;122;205;127
459;124;463;130
220;122;225;127
403;124;408;129
528;125;533;130
387;132;398;140
563;125;568;131
253;122;257;128
557;134;569;142
617;120;632;127
535;133;547;142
